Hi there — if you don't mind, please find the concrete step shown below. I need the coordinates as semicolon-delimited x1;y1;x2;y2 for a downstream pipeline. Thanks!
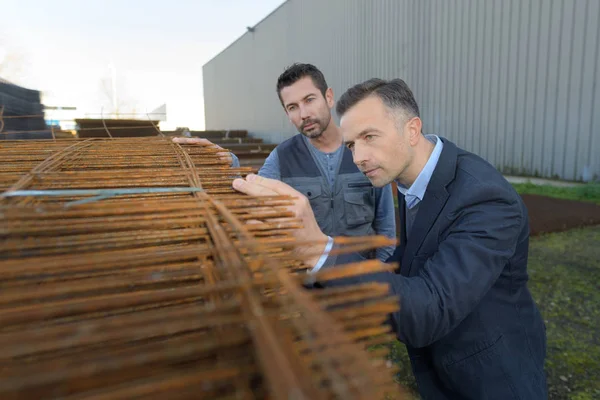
162;130;248;139
220;143;276;152
210;137;264;144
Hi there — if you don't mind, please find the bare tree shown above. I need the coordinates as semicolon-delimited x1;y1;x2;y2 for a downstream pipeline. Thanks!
0;38;26;83
98;64;138;118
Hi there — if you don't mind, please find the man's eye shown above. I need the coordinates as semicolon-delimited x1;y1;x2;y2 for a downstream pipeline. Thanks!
346;143;354;150
288;106;296;111
365;135;375;142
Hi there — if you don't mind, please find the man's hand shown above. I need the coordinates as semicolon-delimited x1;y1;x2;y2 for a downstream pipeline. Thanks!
232;174;328;269
172;137;233;164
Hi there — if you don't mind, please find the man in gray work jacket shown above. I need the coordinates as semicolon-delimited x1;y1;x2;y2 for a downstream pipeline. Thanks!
175;63;396;261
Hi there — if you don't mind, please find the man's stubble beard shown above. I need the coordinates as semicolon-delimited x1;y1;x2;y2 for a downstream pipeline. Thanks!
300;113;331;139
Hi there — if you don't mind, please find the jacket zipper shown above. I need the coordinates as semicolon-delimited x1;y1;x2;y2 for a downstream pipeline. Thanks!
331;193;335;233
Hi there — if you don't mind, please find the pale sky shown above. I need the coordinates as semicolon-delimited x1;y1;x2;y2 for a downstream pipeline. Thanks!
0;0;284;129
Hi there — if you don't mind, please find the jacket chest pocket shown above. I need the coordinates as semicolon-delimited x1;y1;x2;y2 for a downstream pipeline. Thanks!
343;184;375;227
297;185;327;220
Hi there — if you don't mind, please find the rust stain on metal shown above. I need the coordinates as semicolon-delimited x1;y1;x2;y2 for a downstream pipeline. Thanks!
0;137;409;399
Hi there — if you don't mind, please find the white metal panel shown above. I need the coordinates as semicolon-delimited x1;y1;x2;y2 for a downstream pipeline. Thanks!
203;0;599;181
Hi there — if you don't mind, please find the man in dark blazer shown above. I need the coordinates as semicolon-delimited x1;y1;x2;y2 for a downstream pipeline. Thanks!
232;78;548;399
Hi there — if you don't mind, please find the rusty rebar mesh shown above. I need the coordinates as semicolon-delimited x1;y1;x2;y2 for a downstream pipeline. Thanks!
0;137;409;400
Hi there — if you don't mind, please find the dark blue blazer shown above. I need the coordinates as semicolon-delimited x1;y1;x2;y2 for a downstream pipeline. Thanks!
323;138;548;399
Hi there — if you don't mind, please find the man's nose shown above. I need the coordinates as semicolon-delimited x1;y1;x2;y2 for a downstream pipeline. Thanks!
352;143;368;167
299;105;310;120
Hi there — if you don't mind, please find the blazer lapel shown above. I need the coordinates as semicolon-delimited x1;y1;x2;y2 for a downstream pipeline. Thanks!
400;186;450;275
400;137;458;276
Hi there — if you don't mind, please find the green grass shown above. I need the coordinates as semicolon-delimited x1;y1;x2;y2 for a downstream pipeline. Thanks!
527;226;600;399
385;225;600;399
511;182;600;205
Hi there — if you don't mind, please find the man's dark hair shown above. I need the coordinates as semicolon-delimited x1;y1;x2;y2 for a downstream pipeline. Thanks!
276;63;328;104
336;78;420;121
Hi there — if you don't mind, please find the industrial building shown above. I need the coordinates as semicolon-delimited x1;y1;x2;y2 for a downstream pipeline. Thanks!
203;0;599;182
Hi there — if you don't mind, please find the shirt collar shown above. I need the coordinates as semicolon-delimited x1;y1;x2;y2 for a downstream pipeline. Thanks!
396;134;444;208
302;134;343;156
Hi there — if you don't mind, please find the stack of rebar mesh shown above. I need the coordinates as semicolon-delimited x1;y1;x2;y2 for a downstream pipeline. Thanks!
0;136;408;399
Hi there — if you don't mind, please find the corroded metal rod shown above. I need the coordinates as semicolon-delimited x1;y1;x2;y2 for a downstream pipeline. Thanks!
0;137;409;399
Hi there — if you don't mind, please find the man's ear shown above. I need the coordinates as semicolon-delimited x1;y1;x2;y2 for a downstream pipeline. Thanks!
407;117;423;146
325;87;335;108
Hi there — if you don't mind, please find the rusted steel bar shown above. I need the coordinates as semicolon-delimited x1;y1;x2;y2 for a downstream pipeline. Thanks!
0;137;410;399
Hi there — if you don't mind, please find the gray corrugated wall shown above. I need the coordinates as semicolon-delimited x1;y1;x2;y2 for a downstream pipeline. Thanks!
203;0;600;181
